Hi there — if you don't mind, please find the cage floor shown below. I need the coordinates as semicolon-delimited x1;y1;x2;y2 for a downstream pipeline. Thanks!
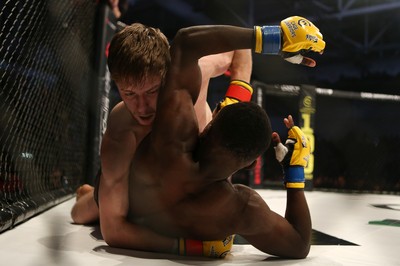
0;189;399;266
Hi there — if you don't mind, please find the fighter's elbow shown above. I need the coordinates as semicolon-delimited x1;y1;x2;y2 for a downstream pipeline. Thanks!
172;26;205;57
172;27;193;51
100;223;120;247
289;243;311;259
103;232;122;248
174;27;193;42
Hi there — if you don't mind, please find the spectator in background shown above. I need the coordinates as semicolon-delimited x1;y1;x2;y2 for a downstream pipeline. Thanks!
107;0;129;20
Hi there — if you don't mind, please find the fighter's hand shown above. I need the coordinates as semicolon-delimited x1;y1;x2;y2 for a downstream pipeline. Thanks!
253;16;325;67
280;16;325;67
272;115;310;189
272;115;294;162
107;0;121;19
283;114;295;129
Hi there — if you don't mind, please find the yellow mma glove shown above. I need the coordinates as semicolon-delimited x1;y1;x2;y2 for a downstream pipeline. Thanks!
178;235;234;258
274;126;310;189
281;16;325;53
253;16;325;65
281;16;325;64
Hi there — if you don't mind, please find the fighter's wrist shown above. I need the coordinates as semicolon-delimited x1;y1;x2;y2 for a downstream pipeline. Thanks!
225;80;253;100
253;25;281;55
283;166;305;189
219;80;253;109
285;182;305;189
178;238;204;256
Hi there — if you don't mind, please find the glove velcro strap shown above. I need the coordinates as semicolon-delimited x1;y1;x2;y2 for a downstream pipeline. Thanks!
254;26;281;55
286;182;305;189
254;26;263;53
219;80;253;109
179;238;203;256
225;80;253;102
284;166;305;183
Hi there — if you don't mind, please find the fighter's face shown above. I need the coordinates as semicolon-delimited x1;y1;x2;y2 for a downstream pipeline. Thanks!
117;76;161;126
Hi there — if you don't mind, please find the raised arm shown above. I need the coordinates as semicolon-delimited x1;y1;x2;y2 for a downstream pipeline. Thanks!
166;25;253;101
195;51;234;132
167;15;325;100
195;49;253;132
151;25;254;150
229;49;252;82
154;15;325;138
212;49;253;118
237;115;312;259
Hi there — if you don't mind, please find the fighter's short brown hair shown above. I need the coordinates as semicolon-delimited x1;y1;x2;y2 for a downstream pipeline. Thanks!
107;23;170;86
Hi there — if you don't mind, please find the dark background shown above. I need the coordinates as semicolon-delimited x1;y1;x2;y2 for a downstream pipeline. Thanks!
118;0;400;95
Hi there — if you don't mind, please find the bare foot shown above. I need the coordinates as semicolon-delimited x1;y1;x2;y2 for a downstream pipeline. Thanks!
76;184;94;200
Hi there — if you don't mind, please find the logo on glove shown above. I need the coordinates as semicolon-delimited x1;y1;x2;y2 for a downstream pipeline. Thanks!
306;34;318;43
222;235;234;246
283;21;298;38
298;18;312;27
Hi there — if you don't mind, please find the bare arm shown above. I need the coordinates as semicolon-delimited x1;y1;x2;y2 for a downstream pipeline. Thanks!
237;116;311;258
235;186;311;259
154;21;322;139
229;49;252;82
98;104;176;253
152;25;254;148
195;49;253;132
195;52;234;132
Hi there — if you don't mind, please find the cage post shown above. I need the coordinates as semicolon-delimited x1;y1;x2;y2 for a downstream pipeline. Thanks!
298;85;316;190
86;2;117;185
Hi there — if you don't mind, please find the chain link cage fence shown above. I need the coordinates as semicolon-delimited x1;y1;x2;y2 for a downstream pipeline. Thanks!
0;0;100;233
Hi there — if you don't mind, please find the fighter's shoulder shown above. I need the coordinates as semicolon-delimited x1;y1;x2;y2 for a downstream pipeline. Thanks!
232;183;255;195
105;102;142;140
108;102;130;121
232;184;266;209
107;102;136;129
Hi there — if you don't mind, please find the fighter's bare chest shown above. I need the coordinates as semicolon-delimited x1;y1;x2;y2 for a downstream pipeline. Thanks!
128;156;199;217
